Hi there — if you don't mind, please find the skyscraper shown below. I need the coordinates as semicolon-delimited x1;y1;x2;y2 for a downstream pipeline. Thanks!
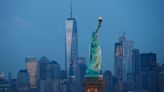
140;53;158;91
127;48;140;91
162;64;164;72
46;61;62;92
38;56;49;80
47;60;61;80
0;73;11;92
77;57;87;92
11;79;17;92
25;56;37;89
158;72;164;92
140;53;157;72
65;6;78;79
16;70;29;92
114;42;123;79
78;57;87;79
38;56;49;92
132;49;140;74
114;34;134;80
103;70;114;92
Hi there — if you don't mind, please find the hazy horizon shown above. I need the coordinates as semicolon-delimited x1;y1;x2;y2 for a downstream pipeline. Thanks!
0;0;164;78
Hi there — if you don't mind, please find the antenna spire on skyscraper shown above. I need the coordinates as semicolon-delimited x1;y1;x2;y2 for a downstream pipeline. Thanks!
70;0;73;18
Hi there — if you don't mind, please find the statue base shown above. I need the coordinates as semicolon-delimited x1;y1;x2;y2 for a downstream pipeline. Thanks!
85;74;103;78
82;77;105;92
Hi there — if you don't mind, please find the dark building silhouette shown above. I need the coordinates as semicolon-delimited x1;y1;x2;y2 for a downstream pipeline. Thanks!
59;70;68;92
46;60;62;92
127;73;135;91
114;79;127;92
38;56;49;80
37;57;67;92
127;49;139;91
11;79;16;92
8;72;12;82
158;72;164;92
161;64;164;72
38;56;49;92
59;71;67;80
77;57;87;92
138;53;158;92
103;70;115;92
0;73;11;92
78;57;87;79
47;60;61;80
140;53;156;72
16;70;29;92
132;49;140;74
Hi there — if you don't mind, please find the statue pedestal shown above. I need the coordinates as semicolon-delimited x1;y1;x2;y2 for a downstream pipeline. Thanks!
82;77;105;92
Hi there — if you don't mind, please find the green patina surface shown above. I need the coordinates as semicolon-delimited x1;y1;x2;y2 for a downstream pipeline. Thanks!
86;19;102;77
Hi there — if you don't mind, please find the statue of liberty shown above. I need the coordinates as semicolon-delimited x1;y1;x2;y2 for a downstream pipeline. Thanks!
86;16;103;77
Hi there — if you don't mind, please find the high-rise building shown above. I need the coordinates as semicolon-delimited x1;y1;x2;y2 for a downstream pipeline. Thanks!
114;34;134;80
114;42;123;80
59;71;68;92
132;49;140;74
127;73;135;91
61;81;68;92
38;56;49;80
103;70;114;92
0;72;5;80
0;79;11;92
158;72;164;92
162;64;164;72
47;60;61;80
25;56;37;88
16;70;29;92
51;80;62;92
76;57;87;92
11;79;17;92
65;9;78;79
139;53;158;91
46;61;62;92
127;49;139;91
135;73;144;90
140;53;156;72
8;72;12;82
78;57;87;79
0;73;11;92
38;56;49;92
114;79;127;92
59;71;67;80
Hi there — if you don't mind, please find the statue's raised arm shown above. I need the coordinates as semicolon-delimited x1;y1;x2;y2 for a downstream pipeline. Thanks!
95;16;103;35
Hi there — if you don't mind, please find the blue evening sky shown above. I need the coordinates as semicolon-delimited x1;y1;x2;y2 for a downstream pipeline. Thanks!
0;0;164;78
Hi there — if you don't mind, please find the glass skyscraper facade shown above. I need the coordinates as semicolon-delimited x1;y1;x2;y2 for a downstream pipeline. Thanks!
25;56;37;88
65;17;78;79
114;34;134;80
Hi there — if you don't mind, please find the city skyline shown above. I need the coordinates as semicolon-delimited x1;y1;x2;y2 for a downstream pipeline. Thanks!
0;0;164;77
